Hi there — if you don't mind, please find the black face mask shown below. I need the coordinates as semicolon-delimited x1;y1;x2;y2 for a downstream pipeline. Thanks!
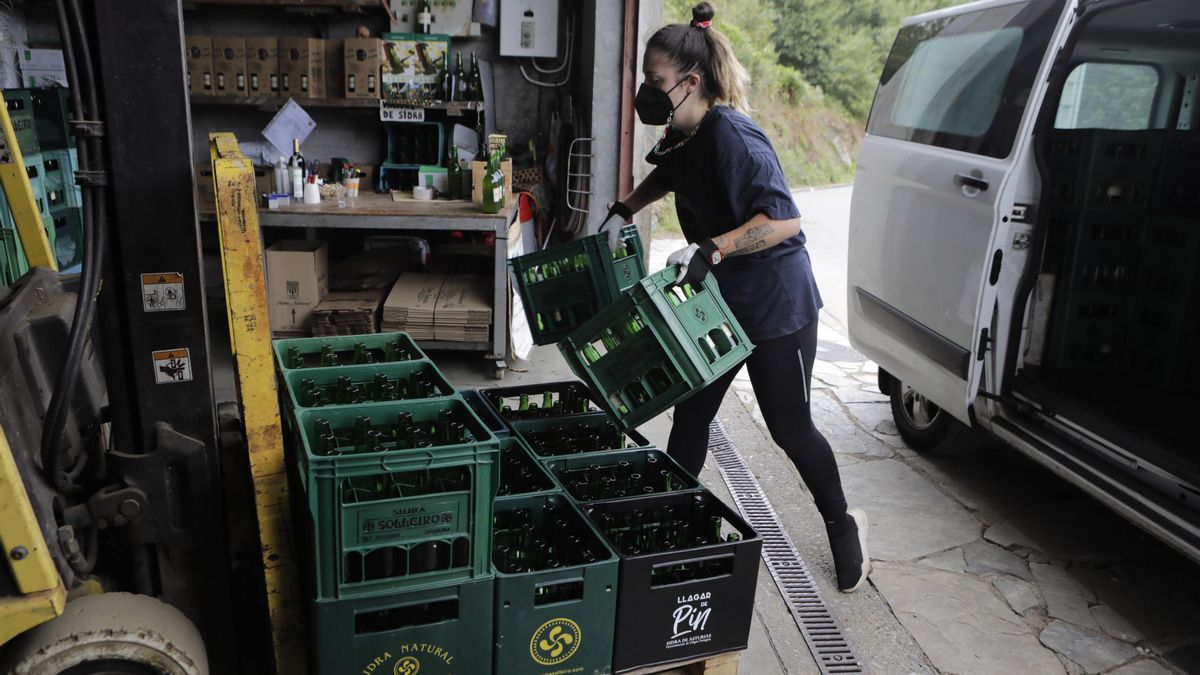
635;75;691;126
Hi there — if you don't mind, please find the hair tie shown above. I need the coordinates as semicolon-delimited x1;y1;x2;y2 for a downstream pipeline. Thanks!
691;19;711;28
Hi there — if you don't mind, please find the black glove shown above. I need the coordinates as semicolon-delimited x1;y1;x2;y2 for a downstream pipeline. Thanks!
668;239;722;287
601;201;634;252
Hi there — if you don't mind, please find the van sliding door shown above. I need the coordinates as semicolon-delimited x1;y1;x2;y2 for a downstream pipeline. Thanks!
848;0;1072;423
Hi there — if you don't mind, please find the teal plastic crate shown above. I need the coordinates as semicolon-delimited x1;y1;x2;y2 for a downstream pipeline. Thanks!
559;268;754;431
543;448;700;504
283;360;455;411
492;493;619;675
30;87;74;151
51;208;83;271
310;576;494;675
295;398;499;599
496;436;560;499
511;413;651;459
273;332;426;372
511;226;646;345
3;89;41;155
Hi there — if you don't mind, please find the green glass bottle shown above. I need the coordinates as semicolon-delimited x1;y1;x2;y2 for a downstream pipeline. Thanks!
582;344;602;364
447;145;463;200
319;345;338;367
481;146;503;214
285;346;303;369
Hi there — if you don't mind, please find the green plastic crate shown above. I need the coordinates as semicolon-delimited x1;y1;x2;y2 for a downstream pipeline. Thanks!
51;208;83;271
1046;290;1129;371
511;226;646;345
496;436;560;499
559;268;754;431
310;576;494;675
492;493;618;675
283;360;456;411
273;331;426;372
511;413;651;460
543;448;700;504
295;398;499;599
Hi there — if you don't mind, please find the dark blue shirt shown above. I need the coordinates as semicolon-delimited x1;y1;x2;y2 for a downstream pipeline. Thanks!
646;105;822;342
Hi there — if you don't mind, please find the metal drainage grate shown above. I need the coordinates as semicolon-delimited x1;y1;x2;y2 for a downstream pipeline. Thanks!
708;419;867;674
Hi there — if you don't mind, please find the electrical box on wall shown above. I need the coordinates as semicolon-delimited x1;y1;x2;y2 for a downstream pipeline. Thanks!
500;0;560;58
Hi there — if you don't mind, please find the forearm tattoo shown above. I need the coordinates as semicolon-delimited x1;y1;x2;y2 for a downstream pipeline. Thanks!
718;223;774;257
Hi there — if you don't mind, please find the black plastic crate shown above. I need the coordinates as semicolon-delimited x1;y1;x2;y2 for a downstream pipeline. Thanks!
492;493;619;675
497;436;560;499
460;387;511;438
1151;132;1200;216
1057;214;1141;294
511;413;651;459
582;491;761;673
310;576;493;675
543;448;700;504
481;379;604;423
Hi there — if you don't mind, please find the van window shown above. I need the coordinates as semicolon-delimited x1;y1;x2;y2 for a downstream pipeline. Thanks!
868;0;1067;158
1054;63;1160;130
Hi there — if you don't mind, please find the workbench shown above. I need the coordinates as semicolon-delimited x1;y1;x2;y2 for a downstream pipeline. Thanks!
253;191;516;378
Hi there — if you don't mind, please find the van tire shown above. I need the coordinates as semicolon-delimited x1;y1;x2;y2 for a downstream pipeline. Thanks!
888;379;956;451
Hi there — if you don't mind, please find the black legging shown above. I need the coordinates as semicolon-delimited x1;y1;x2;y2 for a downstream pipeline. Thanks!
666;320;848;523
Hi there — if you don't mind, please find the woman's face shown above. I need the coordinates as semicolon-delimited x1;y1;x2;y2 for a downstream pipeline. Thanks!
641;49;707;131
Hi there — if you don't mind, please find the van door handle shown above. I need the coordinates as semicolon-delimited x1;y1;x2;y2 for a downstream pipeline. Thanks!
955;174;990;192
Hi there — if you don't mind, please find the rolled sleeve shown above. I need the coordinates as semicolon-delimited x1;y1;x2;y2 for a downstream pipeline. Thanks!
724;150;801;224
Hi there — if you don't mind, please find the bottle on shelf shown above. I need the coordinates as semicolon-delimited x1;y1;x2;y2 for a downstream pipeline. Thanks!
454;53;468;102
289;138;305;200
469;52;483;101
275;156;289;195
447;145;462;200
481;144;505;214
418;1;433;34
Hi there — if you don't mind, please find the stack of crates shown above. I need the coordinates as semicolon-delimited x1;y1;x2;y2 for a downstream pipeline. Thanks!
478;379;762;673
510;225;647;344
274;332;500;675
2;89;53;283
1043;130;1162;371
32;88;84;272
558;267;753;431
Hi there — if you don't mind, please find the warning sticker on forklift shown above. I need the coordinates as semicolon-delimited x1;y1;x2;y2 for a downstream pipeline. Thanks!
152;348;192;384
141;272;186;312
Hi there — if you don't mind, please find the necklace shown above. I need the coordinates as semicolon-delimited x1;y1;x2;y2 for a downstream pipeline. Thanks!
651;110;706;157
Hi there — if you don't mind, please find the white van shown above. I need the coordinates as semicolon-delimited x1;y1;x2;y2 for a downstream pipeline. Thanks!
848;0;1199;560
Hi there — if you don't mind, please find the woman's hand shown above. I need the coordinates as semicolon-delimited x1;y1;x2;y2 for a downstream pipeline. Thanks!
667;239;721;286
601;201;634;252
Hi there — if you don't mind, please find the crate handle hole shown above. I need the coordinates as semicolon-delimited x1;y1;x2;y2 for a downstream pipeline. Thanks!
534;580;584;606
355;597;459;635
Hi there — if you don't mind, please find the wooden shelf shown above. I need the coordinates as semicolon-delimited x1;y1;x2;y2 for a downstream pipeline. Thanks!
189;95;483;114
183;0;377;12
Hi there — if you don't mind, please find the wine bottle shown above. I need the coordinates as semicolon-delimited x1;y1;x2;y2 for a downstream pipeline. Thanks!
289;138;305;199
418;1;433;34
454;53;468;102
469;52;483;101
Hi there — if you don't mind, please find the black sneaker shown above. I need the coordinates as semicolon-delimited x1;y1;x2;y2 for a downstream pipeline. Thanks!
827;508;871;593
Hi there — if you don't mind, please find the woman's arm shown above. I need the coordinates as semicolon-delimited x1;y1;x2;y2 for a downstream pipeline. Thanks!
712;213;802;258
618;171;669;215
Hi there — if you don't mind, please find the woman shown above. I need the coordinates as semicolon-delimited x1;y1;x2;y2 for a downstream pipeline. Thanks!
607;2;870;592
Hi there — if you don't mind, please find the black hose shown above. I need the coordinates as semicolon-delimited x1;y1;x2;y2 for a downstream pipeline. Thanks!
41;0;106;490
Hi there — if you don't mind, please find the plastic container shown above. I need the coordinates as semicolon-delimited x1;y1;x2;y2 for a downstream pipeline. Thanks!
510;413;650;459
491;493;619;675
460;387;511;438
295;398;499;599
282;360;456;411
543;448;700;504
559;268;753;431
496;437;560;499
1046;290;1129;371
510;226;646;345
273;332;426;372
480;379;603;423
310;576;493;675
581;490;761;673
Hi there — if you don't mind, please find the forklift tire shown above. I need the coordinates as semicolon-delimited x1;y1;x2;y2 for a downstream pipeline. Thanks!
888;378;957;451
1;592;208;675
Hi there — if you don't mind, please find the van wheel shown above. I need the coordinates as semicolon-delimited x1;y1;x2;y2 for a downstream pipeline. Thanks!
2;592;208;675
889;380;955;451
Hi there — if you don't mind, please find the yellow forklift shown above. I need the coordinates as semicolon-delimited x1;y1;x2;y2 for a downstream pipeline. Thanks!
0;0;301;672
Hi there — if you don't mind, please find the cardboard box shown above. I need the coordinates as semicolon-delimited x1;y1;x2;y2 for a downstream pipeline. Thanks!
211;37;247;97
471;159;513;206
381;273;444;339
323;39;343;101
19;49;65;70
245;37;278;95
278;38;326;98
267;240;329;333
311;289;386;336
381;32;449;101
185;36;214;96
343;38;382;99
